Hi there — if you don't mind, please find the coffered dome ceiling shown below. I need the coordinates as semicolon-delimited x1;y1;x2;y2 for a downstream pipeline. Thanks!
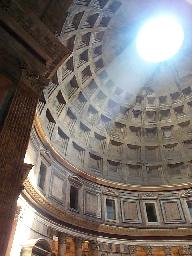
37;0;192;187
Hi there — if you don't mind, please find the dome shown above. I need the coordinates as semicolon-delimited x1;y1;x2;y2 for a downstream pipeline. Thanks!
3;0;192;255
37;0;192;188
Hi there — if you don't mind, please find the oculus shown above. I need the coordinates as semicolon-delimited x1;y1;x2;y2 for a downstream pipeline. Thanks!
136;15;184;63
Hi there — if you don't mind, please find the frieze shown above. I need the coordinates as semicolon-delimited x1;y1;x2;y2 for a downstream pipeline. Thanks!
119;191;139;198
140;192;157;199
102;188;119;196
158;192;179;198
68;175;83;187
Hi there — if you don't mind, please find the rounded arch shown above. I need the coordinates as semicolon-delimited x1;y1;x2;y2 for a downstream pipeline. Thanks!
21;238;52;256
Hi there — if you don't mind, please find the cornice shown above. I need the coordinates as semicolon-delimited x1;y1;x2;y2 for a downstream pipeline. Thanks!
34;114;192;192
23;178;192;238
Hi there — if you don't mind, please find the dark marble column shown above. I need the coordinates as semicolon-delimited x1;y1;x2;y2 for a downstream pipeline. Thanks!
58;233;67;256
75;238;83;256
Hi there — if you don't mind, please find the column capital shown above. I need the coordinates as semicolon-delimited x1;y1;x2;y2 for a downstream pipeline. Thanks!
89;240;99;250
58;232;67;244
75;237;83;246
20;65;48;96
75;237;83;256
58;233;67;256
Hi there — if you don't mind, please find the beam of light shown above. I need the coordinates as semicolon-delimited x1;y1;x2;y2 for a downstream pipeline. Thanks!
10;197;35;256
24;143;36;184
136;15;184;63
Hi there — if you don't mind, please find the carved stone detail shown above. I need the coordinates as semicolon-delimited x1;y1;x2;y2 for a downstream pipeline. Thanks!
20;65;48;95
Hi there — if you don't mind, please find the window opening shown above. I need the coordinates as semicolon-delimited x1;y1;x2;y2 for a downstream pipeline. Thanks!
145;203;158;222
106;199;116;220
70;186;78;210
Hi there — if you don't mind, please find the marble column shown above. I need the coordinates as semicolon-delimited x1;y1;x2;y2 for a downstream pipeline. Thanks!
75;238;83;256
58;233;67;256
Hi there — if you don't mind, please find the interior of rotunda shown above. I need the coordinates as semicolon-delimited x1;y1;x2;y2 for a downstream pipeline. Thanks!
1;0;192;255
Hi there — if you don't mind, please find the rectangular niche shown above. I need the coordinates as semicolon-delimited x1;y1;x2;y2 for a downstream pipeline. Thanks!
145;111;156;123
65;76;79;98
65;108;77;132
121;199;141;223
46;109;56;139
79;122;90;145
87;105;98;125
95;90;107;107
127;164;142;178
161;126;173;139
94;132;106;153
183;140;192;158
109;140;123;158
84;79;98;98
107;160;120;173
58;127;69;155
159;109;170;121
129;126;141;140
160;199;185;224
72;142;85;167
127;144;141;162
74;92;87;112
167;163;183;176
50;173;65;203
146;165;162;178
145;146;161;163
84;190;101;218
144;127;157;139
163;143;181;161
89;153;103;173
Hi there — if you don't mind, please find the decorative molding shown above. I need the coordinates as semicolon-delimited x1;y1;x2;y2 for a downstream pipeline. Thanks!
20;65;48;95
102;188;119;196
160;199;186;224
181;189;192;198
22;179;192;237
68;175;83;188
